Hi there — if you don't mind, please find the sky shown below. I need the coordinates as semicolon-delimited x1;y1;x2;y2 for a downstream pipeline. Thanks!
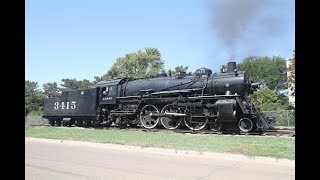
26;0;295;89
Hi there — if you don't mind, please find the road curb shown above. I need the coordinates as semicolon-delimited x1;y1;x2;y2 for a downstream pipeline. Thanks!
25;137;294;167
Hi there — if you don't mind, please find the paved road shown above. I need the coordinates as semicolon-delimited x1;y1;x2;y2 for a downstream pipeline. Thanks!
26;139;294;180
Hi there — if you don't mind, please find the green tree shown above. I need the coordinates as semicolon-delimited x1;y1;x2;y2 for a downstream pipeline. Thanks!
101;47;164;79
43;82;61;98
237;56;287;90
60;78;79;91
25;80;45;115
167;65;191;77
93;76;104;84
175;65;189;73
77;79;94;89
252;88;291;111
60;78;94;92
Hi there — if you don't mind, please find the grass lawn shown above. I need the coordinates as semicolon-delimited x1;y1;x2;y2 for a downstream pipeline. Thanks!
25;127;295;160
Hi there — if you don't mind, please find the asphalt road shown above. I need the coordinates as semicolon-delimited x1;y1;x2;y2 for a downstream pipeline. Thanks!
25;139;294;180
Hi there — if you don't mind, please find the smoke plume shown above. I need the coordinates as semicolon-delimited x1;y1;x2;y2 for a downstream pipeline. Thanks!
210;0;287;60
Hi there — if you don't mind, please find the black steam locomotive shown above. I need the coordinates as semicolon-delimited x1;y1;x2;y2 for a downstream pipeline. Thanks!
43;62;275;132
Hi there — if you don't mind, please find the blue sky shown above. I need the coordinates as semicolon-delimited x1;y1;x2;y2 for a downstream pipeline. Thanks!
26;0;295;89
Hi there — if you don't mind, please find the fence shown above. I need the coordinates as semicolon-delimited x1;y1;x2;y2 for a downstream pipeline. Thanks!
263;110;295;127
25;116;49;126
25;110;295;128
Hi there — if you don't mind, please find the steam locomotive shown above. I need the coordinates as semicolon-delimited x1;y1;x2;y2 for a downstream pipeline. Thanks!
43;62;275;132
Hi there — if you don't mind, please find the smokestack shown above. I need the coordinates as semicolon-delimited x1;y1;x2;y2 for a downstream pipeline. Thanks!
227;62;236;73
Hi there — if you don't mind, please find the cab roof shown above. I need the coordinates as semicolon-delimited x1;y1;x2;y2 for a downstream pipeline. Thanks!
96;78;124;87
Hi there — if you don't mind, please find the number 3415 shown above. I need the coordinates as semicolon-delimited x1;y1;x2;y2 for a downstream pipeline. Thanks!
54;101;76;110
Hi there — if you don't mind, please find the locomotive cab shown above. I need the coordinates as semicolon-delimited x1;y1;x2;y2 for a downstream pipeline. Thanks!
100;85;117;104
97;79;124;105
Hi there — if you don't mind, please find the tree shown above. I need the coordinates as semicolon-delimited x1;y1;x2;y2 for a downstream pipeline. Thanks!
25;80;45;115
175;65;189;73
101;47;164;79
252;88;291;111
167;65;191;77
60;78;94;92
43;82;61;98
93;76;104;84
237;56;287;90
60;78;79;91
77;79;94;89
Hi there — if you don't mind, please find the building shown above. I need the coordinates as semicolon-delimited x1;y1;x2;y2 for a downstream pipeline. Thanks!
286;58;295;107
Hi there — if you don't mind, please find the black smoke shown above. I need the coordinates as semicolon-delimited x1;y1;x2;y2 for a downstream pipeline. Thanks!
210;0;289;61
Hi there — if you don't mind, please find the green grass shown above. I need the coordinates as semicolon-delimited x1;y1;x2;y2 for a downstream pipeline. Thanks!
25;127;295;160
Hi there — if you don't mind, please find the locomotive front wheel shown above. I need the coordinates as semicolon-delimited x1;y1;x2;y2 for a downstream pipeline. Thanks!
160;104;182;130
238;118;254;132
140;105;160;129
183;108;208;131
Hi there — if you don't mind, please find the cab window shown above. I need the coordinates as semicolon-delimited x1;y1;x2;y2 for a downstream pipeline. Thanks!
101;86;116;96
101;87;108;96
108;86;116;96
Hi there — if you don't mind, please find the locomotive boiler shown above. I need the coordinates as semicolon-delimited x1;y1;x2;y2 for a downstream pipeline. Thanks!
43;62;275;132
